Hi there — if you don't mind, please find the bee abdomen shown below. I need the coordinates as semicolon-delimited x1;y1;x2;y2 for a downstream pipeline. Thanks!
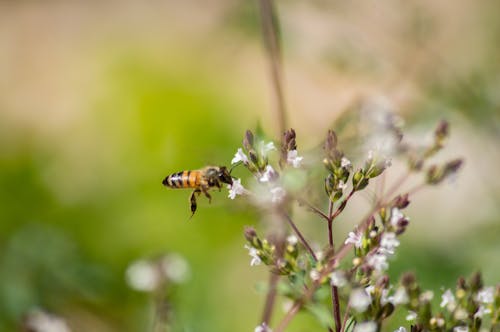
162;170;200;188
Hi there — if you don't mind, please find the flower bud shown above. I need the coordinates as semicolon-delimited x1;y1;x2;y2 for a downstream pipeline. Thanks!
353;169;369;191
243;130;254;151
470;271;483;292
393;194;410;209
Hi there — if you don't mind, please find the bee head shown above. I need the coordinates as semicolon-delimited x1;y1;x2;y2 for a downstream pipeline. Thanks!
218;166;233;185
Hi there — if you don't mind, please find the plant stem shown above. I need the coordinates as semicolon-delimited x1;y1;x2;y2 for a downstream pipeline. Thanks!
274;301;302;332
296;197;330;222
283;212;317;261
261;272;280;325
257;0;287;136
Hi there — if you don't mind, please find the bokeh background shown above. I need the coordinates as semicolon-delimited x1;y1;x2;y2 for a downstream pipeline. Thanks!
1;1;499;331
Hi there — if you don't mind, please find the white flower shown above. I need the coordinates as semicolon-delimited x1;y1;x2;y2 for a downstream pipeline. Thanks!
454;308;468;320
260;165;277;183
391;287;409;305
350;288;372;312
367;253;389;272
228;178;245;199
394;328;407;332
390;208;405;227
345;231;363;249
25;310;72;332
330;271;347;288
341;157;352;169
440;289;456;309
476;287;494;304
380;232;400;256
474;305;492;318
286;235;298;245
259;141;276;156
255;322;272;332
337;180;347;191
126;259;160;292
453;326;468;332
309;270;321;281
231;148;249;165
160;254;190;284
354;321;377;332
286;150;303;168
270;186;286;203
406;311;417;321
244;245;262;266
419;290;434;302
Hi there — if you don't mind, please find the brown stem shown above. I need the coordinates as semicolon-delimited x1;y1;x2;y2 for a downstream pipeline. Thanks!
261;272;280;325
296;197;330;222
340;304;351;332
283;212;317;261
257;0;287;136
274;301;302;332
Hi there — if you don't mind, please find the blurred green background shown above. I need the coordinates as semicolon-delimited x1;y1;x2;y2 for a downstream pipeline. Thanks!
1;1;499;331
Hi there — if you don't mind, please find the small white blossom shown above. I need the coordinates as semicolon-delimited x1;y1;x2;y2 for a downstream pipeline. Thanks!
286;235;298;245
453;326;468;332
380;232;400;256
287;150;303;168
330;271;347;288
337;180;347;191
160;254;190;284
419;290;434;302
341;157;352;169
381;288;391;305
391;287;409;305
365;285;375;296
345;231;363;248
474;305;492;318
367;253;389;272
476;287;494;304
315;251;324;261
244;245;262;266
228;178;245;199
406;311;417;321
126;259;160;292
25;310;72;332
440;289;456;309
454;308;468;320
350;288;372;312
390;208;405;227
354;321;377;332
259;141;276;156
394;328;407;332
270;186;286;203
260;165;277;183
255;322;272;332
231;148;249;165
309;270;321;281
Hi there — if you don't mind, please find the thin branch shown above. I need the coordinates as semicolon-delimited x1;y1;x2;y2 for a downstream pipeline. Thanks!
283;212;317;261
340;304;351;332
257;0;287;136
261;272;280;325
296;197;330;221
274;301;302;332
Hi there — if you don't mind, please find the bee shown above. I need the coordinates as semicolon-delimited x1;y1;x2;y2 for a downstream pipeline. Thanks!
162;166;233;216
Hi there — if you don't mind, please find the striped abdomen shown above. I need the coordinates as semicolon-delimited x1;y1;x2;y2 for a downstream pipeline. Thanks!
162;170;201;189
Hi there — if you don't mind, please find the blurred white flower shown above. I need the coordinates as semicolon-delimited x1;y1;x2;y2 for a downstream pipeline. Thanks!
476;287;494;304
244;245;261;266
474;305;492;318
354;321;377;332
406;311;417;321
380;232;400;256
260;165;277;183
367;253;388;272
126;259;160;292
255;322;272;332
419;290;434;302
228;178;245;199
350;288;372;312
391;287;409;305
25;310;71;332
390;208;405;227
453;326;468;332
330;271;347;288
270;186;286;203
454;308;468;320
286;235;298;245
440;289;456;310
309;270;321;281
231;148;249;165
287;150;303;168
337;180;348;191
345;231;363;248
259;141;276;156
341;157;352;169
160;254;190;284
394;328;407;332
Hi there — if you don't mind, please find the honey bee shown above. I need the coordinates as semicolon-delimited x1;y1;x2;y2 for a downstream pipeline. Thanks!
162;166;233;216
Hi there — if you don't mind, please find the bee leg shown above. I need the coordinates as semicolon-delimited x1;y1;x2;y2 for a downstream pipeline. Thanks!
215;180;222;192
201;185;212;204
189;189;201;217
